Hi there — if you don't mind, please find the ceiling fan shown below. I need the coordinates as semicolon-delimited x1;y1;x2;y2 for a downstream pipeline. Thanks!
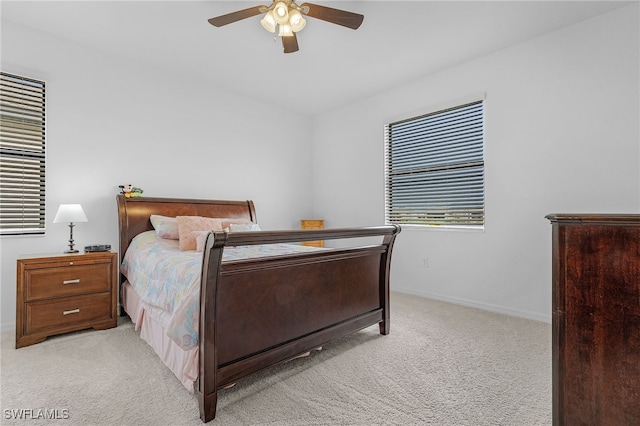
207;0;364;54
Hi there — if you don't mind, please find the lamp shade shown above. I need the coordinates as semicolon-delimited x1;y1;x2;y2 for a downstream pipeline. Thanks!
289;9;306;32
273;2;289;25
53;204;88;223
278;23;293;37
260;10;276;33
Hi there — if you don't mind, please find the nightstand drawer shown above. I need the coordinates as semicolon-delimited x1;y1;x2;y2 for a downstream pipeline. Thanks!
302;240;324;248
300;219;324;229
26;263;112;300
25;293;112;334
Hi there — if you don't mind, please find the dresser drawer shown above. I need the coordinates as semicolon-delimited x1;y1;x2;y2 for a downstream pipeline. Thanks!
25;263;112;300
25;293;112;334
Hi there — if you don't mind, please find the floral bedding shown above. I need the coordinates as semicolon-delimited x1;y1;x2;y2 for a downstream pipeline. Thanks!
120;231;322;350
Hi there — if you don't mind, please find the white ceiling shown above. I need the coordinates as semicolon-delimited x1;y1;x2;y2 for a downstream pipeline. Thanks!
1;0;633;116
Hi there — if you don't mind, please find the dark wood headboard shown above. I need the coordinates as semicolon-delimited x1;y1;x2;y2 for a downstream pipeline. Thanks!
116;194;257;264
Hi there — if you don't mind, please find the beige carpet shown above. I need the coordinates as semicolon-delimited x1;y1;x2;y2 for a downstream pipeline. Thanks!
0;292;551;425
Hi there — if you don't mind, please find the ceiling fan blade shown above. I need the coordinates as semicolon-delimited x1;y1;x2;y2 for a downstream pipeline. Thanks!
282;33;299;54
208;6;265;27
300;3;364;30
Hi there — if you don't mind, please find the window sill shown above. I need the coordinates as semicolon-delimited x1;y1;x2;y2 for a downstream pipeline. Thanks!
391;224;485;233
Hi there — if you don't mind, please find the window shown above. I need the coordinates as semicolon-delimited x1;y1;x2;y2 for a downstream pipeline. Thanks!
0;72;46;235
384;100;484;227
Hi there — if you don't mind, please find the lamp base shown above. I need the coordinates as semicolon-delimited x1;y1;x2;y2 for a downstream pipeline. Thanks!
65;223;78;254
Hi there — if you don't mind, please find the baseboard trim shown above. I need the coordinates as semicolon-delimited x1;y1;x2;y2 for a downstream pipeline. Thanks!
1;322;16;334
392;287;551;324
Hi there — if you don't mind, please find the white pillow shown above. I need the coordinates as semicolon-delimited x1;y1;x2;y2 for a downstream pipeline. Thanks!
229;223;261;232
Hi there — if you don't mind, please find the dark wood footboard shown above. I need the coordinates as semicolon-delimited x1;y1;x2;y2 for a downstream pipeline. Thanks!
197;226;400;422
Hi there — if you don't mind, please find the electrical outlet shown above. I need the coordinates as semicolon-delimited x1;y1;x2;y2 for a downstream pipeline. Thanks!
421;257;428;268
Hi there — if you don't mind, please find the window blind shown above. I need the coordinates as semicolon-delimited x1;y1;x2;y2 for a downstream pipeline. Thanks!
384;100;484;227
0;72;46;235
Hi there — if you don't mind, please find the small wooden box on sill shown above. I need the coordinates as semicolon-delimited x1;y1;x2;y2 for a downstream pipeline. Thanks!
300;219;324;247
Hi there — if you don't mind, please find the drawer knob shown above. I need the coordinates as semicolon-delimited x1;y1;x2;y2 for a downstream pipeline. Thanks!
63;309;80;316
63;279;80;285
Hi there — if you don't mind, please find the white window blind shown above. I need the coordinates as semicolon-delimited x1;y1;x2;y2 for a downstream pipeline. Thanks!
0;72;46;235
384;100;484;227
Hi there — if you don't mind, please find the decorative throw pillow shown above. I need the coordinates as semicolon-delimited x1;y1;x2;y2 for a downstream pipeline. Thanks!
194;231;211;252
176;216;224;251
150;215;179;239
229;223;261;232
221;218;252;231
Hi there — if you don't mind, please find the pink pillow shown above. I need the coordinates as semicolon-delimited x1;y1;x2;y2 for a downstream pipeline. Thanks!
194;231;211;252
176;216;223;251
150;215;179;239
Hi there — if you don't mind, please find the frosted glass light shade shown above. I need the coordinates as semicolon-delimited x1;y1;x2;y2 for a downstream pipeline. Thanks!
260;11;276;33
278;23;293;37
273;2;289;25
289;10;306;32
53;204;88;223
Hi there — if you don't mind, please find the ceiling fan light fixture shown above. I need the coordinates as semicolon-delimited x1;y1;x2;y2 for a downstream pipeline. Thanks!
260;10;276;33
273;2;289;25
278;23;294;37
289;9;306;32
207;1;364;54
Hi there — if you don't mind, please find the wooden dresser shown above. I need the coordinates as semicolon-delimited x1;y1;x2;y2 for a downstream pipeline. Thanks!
547;214;640;425
16;251;118;348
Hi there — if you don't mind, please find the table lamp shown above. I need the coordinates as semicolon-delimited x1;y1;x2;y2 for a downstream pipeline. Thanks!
53;204;88;253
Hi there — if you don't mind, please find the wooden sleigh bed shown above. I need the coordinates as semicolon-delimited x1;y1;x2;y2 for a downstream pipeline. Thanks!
116;195;400;422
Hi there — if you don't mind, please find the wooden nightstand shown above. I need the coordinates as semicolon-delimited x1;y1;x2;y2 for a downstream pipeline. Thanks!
16;251;118;348
300;219;324;247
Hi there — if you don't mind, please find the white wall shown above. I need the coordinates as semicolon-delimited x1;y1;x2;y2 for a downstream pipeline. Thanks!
311;4;640;322
2;4;638;330
0;21;314;330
